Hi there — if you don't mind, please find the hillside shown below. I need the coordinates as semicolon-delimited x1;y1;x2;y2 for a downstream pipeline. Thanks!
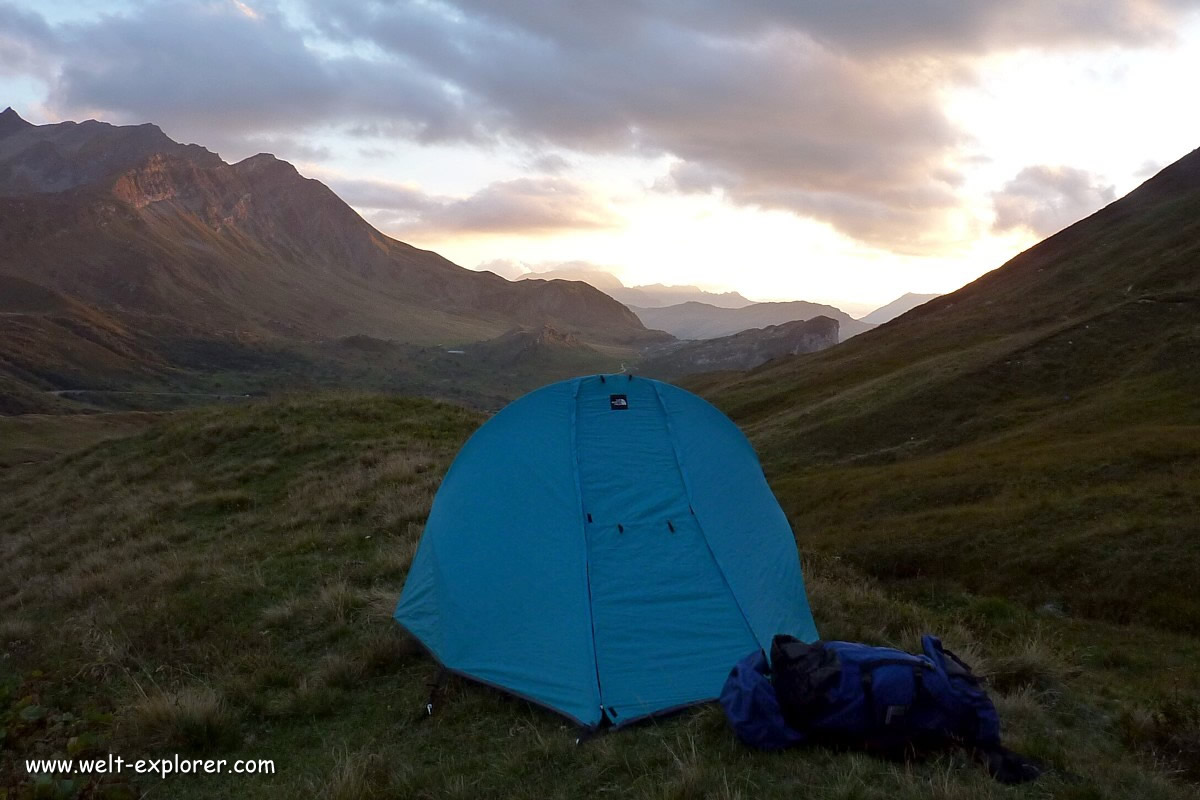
861;292;941;324
639;316;839;379
696;146;1200;633
0;109;649;344
0;109;659;409
633;300;874;341
3;396;1198;798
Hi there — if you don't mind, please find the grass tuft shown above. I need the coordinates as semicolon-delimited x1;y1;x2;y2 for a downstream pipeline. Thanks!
315;749;398;800
127;686;240;752
987;635;1068;694
1119;695;1200;782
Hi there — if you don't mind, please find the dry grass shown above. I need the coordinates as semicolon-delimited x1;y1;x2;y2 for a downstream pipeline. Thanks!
128;686;239;752
315;749;398;800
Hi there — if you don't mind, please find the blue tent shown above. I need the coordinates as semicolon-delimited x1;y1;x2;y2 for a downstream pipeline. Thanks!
395;375;817;729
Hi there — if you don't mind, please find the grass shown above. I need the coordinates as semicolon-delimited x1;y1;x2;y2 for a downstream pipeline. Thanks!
126;687;239;752
2;395;1198;798
765;421;1200;632
0;412;158;466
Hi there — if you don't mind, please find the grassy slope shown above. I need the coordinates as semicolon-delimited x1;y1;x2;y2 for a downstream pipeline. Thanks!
3;397;1198;798
691;151;1200;633
0;412;158;467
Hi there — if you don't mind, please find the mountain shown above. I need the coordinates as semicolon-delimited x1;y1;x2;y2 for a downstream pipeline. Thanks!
0;105;34;138
0;110;649;343
516;265;624;290
638;316;839;379
518;267;752;308
860;292;940;324
632;300;874;341
0;110;659;408
697;145;1200;633
608;283;752;309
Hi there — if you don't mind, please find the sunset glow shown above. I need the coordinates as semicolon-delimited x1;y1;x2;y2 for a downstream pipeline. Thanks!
3;0;1198;310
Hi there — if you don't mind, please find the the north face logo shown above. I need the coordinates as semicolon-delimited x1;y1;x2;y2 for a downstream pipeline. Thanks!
610;394;629;410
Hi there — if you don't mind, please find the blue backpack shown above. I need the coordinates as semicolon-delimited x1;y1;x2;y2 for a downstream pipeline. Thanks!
720;634;1001;753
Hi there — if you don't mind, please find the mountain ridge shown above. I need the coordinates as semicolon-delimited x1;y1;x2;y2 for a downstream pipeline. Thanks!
639;316;839;379
0;111;653;346
516;266;753;308
632;300;873;341
0;111;665;409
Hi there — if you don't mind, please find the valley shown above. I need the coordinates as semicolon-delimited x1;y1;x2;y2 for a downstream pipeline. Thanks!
2;112;1198;799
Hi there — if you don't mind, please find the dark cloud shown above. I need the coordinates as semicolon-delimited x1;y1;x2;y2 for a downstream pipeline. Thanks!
643;0;1197;54
333;175;621;235
307;0;1200;249
25;1;481;152
5;0;1198;249
0;2;56;76
992;165;1117;236
525;153;571;174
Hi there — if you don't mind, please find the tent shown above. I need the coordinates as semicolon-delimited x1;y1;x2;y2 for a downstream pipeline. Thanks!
394;374;817;729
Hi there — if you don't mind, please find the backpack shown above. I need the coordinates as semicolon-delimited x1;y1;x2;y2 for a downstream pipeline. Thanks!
717;648;805;751
719;634;1042;783
769;634;1000;753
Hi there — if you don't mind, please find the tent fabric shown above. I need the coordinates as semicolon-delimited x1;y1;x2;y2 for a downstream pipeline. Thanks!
394;375;817;729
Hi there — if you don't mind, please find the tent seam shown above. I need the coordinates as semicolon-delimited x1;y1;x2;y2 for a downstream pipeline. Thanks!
570;376;605;721
649;381;761;649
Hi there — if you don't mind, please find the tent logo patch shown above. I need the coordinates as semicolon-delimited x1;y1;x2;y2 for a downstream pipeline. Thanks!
610;394;629;410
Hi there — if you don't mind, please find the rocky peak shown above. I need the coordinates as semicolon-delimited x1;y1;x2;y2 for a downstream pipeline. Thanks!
0;107;33;138
233;152;299;178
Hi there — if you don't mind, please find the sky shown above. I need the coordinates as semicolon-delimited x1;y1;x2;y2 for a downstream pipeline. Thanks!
2;1;1199;314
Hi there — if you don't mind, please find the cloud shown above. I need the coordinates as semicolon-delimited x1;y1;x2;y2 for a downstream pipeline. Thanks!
306;0;1197;250
1135;159;1163;179
332;175;621;235
0;2;56;77
22;1;480;156
6;0;1199;250
525;153;571;174
226;135;331;163
648;0;1195;55
992;165;1117;236
327;176;435;212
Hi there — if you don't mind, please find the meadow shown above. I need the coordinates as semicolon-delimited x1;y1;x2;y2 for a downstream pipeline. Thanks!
2;395;1197;798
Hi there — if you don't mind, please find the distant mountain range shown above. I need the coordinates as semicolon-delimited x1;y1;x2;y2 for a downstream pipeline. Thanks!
518;267;751;308
631;301;875;342
0;108;662;409
860;292;941;324
639;316;839;379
